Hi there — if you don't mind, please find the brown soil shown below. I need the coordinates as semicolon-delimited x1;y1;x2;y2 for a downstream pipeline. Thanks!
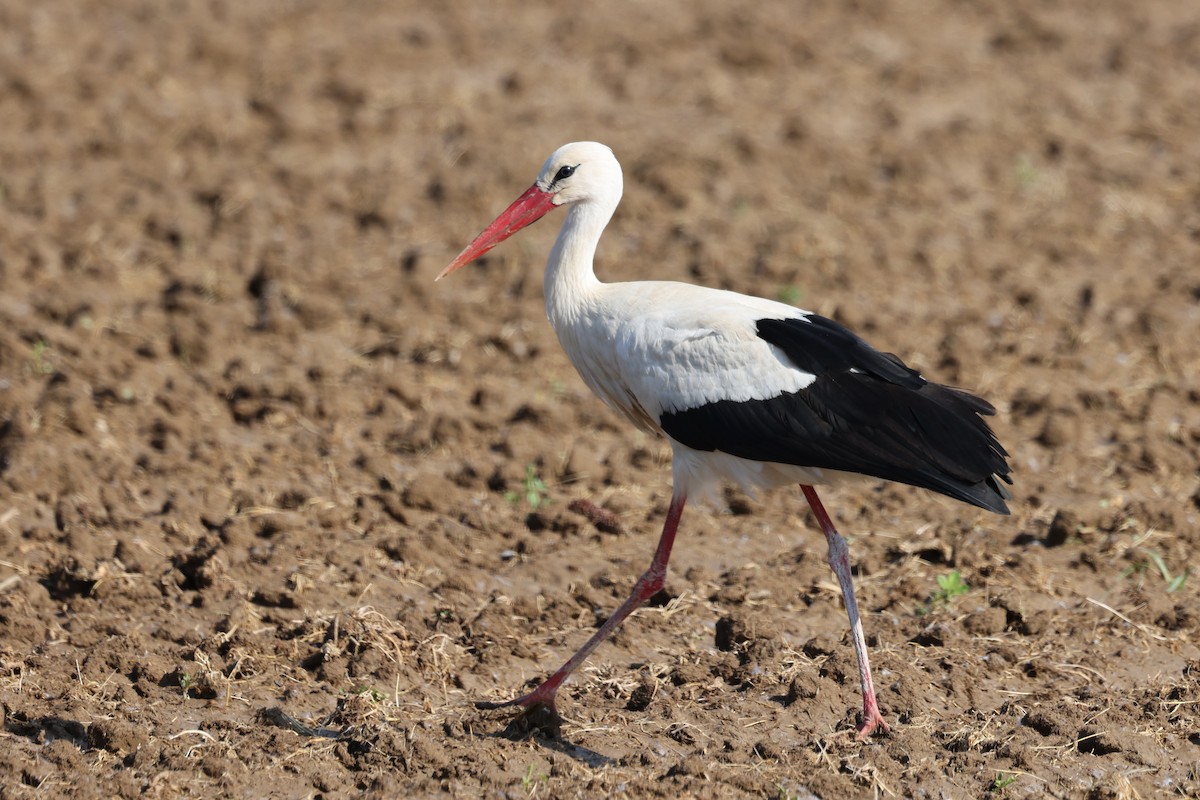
2;1;1198;797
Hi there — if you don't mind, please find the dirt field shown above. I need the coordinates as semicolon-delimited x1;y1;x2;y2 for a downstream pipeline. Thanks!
1;1;1198;797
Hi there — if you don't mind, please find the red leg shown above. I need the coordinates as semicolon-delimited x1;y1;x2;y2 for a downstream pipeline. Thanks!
801;485;891;738
477;492;688;733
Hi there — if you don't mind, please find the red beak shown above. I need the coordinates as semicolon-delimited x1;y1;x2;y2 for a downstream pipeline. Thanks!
436;183;558;280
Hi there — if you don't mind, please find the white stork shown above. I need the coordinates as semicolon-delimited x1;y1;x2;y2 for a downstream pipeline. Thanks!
438;141;1011;738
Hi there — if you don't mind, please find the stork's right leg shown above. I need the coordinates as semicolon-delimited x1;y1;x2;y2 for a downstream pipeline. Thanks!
477;492;688;735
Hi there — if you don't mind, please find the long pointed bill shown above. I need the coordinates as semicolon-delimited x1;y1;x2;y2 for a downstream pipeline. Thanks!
436;183;557;280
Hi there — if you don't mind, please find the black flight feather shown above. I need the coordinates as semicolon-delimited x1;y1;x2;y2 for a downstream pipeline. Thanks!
659;316;1013;514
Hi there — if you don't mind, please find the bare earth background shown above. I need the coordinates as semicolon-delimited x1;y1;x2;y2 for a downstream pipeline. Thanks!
1;1;1198;797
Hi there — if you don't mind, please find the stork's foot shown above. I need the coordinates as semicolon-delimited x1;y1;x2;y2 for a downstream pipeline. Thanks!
853;687;891;739
855;709;891;740
824;706;891;742
475;690;563;739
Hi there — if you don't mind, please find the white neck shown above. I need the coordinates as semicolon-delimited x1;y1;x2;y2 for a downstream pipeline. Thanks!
543;199;613;328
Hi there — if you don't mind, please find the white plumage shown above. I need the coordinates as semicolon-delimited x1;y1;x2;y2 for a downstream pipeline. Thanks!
439;141;1011;739
554;280;832;503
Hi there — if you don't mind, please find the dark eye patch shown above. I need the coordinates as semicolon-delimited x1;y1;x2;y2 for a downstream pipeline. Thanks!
552;164;576;183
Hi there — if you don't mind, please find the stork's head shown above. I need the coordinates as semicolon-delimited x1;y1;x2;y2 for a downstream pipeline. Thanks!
533;141;622;206
437;141;622;280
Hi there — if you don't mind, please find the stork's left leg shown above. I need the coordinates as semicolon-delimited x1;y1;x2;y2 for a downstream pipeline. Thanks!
801;485;891;738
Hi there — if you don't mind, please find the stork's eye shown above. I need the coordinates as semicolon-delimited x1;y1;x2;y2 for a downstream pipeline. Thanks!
553;165;576;183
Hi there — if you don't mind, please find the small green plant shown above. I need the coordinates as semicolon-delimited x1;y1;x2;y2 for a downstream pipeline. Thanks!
179;672;195;698
776;784;801;800
30;339;53;375
932;571;970;604
992;772;1017;792
1014;154;1041;190
1123;548;1189;592
505;465;551;509
354;686;388;703
520;763;547;794
916;570;970;615
776;284;804;305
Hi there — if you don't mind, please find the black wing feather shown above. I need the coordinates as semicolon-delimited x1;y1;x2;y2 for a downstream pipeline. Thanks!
660;316;1013;513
